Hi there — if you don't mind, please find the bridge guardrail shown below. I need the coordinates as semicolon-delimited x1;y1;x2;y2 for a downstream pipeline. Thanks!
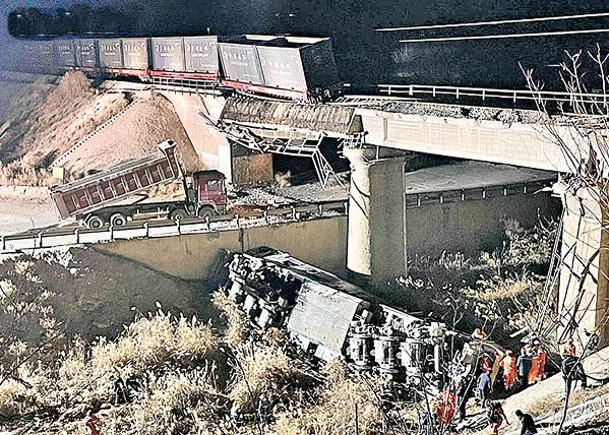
405;180;552;208
0;201;349;254
379;84;609;106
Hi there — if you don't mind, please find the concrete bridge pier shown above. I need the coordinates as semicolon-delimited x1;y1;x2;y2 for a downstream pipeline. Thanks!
559;185;609;347
343;146;409;285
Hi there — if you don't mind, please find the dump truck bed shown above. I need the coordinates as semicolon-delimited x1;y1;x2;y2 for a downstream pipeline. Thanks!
49;141;180;220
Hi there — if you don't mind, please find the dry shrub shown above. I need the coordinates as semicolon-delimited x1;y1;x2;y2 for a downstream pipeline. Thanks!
0;378;38;417
0;158;52;186
272;360;385;435
90;311;215;375
0;310;217;424
99;368;228;435
229;343;309;410
476;272;542;301
211;291;250;346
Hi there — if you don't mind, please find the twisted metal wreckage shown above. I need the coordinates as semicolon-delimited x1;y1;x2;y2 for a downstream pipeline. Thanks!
220;247;503;396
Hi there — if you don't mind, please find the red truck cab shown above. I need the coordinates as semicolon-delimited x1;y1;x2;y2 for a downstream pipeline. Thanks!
190;170;227;218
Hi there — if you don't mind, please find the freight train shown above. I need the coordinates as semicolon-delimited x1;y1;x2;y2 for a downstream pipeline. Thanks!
222;247;504;395
24;34;341;101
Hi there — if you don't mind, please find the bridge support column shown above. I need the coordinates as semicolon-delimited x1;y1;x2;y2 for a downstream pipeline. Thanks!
343;146;408;285
559;185;609;347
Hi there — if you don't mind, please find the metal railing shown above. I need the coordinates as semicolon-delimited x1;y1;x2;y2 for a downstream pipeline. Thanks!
405;180;552;208
0;201;349;255
378;84;609;106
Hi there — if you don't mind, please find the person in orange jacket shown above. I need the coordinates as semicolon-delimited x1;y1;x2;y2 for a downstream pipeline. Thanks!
533;339;547;382
499;350;518;390
527;353;540;385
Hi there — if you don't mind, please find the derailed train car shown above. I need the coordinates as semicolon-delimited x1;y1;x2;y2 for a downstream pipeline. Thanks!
222;247;461;392
24;33;340;101
219;35;340;100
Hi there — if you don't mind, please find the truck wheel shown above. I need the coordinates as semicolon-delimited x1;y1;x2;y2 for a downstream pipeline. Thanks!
197;206;215;219
85;215;104;229
169;208;187;222
110;213;127;227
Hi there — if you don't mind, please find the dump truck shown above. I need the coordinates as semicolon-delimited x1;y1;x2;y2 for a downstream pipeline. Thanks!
49;140;227;229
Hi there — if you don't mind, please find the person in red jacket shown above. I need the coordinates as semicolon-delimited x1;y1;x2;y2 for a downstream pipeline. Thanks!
86;413;101;435
487;401;510;435
436;383;457;427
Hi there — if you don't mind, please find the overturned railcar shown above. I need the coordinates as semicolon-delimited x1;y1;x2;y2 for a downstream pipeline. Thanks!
222;248;455;390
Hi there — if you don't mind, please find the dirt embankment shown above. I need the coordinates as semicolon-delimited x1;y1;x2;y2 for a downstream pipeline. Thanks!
0;72;201;203
0;72;128;185
60;92;200;179
0;247;218;340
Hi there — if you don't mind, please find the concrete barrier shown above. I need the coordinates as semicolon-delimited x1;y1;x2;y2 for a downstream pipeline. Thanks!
95;216;348;281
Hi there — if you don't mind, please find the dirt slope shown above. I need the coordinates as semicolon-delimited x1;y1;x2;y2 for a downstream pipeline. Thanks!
60;92;201;179
0;247;218;340
1;72;127;165
0;72;128;185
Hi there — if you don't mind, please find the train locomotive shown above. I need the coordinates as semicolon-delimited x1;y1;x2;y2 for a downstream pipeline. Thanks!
221;247;485;394
24;34;341;101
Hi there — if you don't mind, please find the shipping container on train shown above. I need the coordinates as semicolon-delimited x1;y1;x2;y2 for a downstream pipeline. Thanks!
257;36;340;96
121;38;149;74
99;38;123;70
184;36;219;77
220;35;340;100
151;36;220;80
28;41;60;74
57;40;77;69
75;39;98;70
151;37;184;72
218;42;264;85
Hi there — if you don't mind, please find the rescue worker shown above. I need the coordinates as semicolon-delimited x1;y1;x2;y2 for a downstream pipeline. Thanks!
561;353;587;393
534;340;547;382
477;371;492;407
514;409;538;435
561;336;577;358
480;353;493;374
499;350;518;390
85;413;101;435
436;383;457;427
516;347;533;389
527;350;540;385
486;401;509;435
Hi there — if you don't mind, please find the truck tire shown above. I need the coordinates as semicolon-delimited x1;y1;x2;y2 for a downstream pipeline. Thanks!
110;213;127;227
169;208;187;222
85;215;104;229
197;206;215;220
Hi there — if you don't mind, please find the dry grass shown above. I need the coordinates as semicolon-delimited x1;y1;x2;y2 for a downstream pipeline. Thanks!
229;343;313;410
272;360;386;435
211;290;250;346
